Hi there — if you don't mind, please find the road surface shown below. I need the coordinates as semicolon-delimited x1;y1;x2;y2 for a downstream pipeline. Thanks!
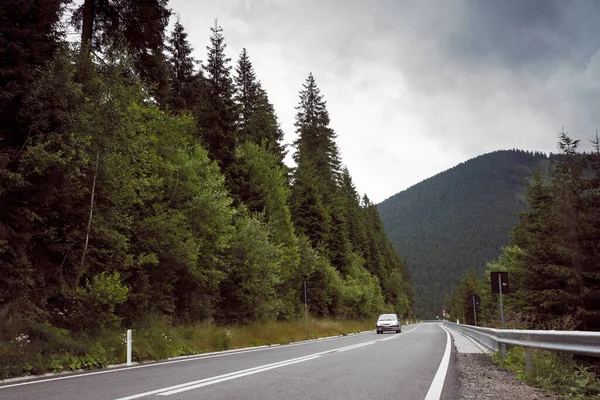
0;323;459;400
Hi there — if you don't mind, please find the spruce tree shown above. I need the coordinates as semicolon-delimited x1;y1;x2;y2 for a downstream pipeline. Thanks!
233;48;286;163
72;0;171;98
165;18;202;113
292;73;341;190
196;20;238;189
291;74;345;263
0;0;73;314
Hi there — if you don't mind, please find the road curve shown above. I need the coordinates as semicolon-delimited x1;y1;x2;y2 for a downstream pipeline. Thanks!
1;323;459;400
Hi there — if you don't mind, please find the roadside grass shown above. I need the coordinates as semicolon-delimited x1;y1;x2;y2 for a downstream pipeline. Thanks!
493;346;600;399
0;317;374;380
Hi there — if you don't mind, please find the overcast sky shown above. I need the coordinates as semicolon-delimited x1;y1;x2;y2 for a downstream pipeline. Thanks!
165;0;600;203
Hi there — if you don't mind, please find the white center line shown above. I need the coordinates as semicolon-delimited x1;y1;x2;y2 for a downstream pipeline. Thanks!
116;329;412;399
115;354;321;400
158;356;321;396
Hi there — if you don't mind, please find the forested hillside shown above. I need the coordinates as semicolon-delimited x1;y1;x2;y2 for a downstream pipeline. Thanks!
378;150;549;319
0;0;412;374
447;132;600;337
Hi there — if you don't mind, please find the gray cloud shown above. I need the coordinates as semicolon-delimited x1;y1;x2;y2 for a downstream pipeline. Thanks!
171;0;600;201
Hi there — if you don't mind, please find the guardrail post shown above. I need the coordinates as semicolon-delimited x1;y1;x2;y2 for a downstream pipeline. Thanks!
525;348;532;373
126;329;132;366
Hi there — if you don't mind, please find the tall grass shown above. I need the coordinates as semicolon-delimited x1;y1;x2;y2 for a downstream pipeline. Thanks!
493;346;600;399
0;316;374;380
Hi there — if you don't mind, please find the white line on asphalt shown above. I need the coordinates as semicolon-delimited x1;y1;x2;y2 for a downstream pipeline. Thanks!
158;356;321;396
116;330;408;399
0;346;271;390
424;324;452;400
0;330;378;390
115;354;322;400
336;341;375;352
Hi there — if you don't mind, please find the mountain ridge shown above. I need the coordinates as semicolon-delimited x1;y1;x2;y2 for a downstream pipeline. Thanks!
377;149;551;318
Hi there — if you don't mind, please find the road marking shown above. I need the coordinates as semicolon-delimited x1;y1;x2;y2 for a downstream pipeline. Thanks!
115;355;321;400
336;341;375;352
0;329;378;390
0;346;271;390
424;324;452;400
116;329;410;399
158;356;321;396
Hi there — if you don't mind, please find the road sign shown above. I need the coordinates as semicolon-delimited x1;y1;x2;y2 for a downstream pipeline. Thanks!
491;272;509;294
467;293;481;308
467;293;481;326
300;281;312;304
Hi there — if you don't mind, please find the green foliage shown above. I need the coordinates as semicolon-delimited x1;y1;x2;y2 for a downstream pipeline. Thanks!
379;149;550;319
0;4;412;380
505;131;600;330
165;19;202;113
236;142;300;318
219;213;282;323
445;267;485;325
196;20;238;191
0;317;374;379
495;347;600;399
70;272;129;334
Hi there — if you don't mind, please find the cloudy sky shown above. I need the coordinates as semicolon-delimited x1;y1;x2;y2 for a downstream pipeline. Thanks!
168;0;600;203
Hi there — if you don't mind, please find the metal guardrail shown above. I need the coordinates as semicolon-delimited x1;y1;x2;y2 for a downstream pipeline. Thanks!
441;321;600;372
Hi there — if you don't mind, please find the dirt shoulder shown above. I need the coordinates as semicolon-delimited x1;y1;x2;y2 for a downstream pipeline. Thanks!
457;353;557;399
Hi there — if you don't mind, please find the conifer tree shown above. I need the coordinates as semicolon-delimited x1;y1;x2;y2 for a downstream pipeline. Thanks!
196;20;238;188
233;48;285;163
72;0;171;97
291;73;349;271
165;18;202;113
0;0;73;314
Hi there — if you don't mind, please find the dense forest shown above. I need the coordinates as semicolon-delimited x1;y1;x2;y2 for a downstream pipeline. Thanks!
378;149;552;319
447;132;600;332
0;0;413;347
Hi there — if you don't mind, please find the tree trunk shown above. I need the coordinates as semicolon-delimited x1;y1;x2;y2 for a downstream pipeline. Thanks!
81;0;95;50
80;151;100;270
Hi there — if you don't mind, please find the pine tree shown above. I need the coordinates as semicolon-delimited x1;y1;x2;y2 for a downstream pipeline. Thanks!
581;133;600;330
0;0;66;149
292;73;341;191
339;167;368;254
72;0;171;98
234;48;259;129
512;131;589;329
233;48;286;163
0;0;73;315
290;162;331;245
196;20;238;188
291;73;349;270
165;18;202;113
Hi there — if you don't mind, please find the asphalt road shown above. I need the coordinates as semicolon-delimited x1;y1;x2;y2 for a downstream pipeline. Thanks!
0;323;460;400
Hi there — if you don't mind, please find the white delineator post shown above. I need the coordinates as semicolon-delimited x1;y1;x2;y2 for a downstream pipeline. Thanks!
127;329;132;366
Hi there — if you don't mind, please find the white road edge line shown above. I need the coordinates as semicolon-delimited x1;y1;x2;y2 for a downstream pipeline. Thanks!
424;324;452;400
158;356;321;396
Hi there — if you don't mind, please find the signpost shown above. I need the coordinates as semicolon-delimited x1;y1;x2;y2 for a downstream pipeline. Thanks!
300;281;311;328
467;293;481;326
490;272;509;328
491;271;509;359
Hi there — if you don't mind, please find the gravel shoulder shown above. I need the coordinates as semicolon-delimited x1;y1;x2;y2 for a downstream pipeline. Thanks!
457;353;557;399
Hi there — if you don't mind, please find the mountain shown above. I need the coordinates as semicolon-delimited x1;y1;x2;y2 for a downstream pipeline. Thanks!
377;149;551;319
